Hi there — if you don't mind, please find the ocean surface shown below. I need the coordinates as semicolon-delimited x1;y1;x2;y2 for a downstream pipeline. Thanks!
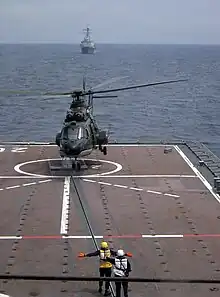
0;44;220;157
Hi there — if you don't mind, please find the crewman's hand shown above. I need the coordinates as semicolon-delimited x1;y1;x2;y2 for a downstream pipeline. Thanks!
78;252;86;257
126;252;133;257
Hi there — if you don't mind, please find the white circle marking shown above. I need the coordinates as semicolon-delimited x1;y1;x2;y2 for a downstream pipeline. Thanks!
14;158;122;178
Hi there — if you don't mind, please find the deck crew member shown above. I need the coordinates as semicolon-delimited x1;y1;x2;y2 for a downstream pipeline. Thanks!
78;241;132;296
103;249;132;297
78;241;115;296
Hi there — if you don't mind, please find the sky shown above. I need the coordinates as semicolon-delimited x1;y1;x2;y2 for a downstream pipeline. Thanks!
0;0;220;44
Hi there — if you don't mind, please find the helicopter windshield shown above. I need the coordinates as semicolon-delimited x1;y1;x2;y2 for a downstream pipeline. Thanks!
67;126;84;141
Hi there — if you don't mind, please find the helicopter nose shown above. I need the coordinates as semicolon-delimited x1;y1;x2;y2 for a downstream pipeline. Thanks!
71;144;81;155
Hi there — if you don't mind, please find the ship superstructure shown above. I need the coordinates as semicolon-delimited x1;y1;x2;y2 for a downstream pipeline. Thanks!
80;26;95;54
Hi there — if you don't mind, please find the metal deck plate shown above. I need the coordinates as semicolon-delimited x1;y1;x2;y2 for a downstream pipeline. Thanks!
0;143;220;296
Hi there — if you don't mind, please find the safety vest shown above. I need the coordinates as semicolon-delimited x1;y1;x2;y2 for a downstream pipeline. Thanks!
113;258;128;276
99;249;112;268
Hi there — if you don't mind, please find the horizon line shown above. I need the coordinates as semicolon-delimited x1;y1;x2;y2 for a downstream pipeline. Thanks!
0;42;220;46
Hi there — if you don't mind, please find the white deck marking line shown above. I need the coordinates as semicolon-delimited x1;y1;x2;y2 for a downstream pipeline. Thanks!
66;235;104;239
0;293;12;297
98;181;112;186
0;142;53;145
5;185;21;189
129;187;144;191
114;184;128;188
22;182;37;186
0;234;186;240
0;179;52;192
0;236;22;239
60;177;70;235
0;143;171;147
14;158;122;178
174;145;220;203
147;190;162;195
0;174;197;179
164;193;180;198
83;179;96;183
79;174;197;178
82;179;180;198
38;179;52;183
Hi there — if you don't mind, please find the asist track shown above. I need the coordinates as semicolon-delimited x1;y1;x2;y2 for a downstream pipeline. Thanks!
70;177;116;297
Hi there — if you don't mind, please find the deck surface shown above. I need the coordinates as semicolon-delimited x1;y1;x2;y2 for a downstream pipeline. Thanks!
0;143;220;297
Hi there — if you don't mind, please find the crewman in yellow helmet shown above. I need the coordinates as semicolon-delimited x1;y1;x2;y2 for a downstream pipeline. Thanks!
78;241;132;296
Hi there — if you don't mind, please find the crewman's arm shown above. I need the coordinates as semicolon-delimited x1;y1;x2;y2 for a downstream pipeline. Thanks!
110;249;117;256
103;257;115;264
126;260;132;273
85;250;100;257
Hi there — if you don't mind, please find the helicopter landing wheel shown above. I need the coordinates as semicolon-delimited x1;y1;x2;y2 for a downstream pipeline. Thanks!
103;146;107;155
72;161;81;171
75;161;81;171
99;144;102;151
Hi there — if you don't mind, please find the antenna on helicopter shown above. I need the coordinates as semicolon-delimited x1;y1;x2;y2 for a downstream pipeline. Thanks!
83;76;86;91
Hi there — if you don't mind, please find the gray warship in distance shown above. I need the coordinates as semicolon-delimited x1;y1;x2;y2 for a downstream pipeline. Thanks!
80;26;95;54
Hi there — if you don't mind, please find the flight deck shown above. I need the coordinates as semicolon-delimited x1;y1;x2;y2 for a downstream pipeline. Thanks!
0;143;220;297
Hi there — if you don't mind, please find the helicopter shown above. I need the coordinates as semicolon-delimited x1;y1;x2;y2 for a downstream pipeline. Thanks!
54;82;116;170
42;77;187;171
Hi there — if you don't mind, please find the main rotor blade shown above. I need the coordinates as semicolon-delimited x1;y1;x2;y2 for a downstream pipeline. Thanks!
93;95;118;98
92;76;129;90
43;91;76;96
0;89;72;97
0;89;46;95
88;79;188;95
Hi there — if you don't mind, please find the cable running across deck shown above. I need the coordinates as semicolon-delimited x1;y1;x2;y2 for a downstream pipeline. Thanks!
70;176;116;297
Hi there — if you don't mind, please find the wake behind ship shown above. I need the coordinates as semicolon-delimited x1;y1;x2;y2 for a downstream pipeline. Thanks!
80;26;96;54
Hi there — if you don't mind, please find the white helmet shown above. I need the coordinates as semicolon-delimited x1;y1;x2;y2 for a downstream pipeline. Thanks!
117;249;125;257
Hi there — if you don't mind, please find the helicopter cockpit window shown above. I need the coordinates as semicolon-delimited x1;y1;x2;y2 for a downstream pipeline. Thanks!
68;127;80;140
77;127;88;139
77;127;83;139
67;126;87;141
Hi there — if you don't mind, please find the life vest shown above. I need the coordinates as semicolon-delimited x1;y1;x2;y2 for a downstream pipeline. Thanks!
99;249;112;268
113;258;128;276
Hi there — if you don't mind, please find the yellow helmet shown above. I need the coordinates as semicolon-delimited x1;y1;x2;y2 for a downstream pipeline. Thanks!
100;241;108;249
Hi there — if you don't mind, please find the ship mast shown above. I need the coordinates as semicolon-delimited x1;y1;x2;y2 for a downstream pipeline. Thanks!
83;26;92;41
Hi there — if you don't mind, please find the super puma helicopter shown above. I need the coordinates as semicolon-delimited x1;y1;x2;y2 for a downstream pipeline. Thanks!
45;77;187;171
0;77;187;171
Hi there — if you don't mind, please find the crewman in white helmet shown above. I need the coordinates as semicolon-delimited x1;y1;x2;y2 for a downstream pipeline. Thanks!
103;249;132;297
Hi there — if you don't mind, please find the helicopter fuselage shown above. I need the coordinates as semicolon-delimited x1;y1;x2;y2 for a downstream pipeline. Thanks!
55;98;108;164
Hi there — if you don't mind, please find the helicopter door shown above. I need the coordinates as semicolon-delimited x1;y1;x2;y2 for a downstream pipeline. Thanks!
85;127;92;145
88;124;95;145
